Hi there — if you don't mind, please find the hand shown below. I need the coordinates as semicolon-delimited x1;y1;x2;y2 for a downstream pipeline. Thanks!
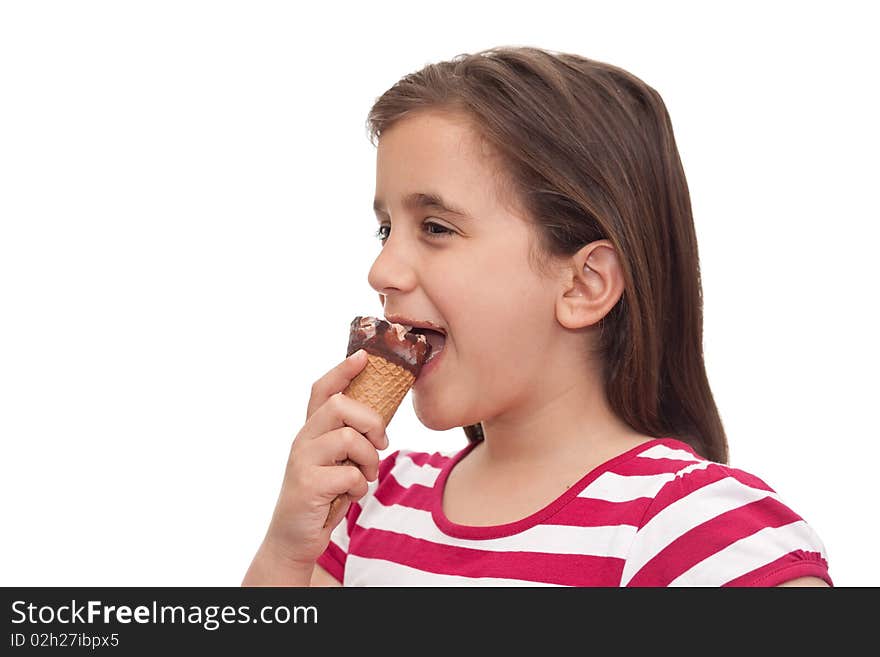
245;349;389;584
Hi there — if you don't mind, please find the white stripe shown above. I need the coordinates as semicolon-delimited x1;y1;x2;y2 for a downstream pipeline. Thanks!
329;511;351;553
668;520;827;586
356;499;637;558
343;554;563;587
390;458;443;488
637;444;703;463
327;478;381;553
579;461;711;503
620;475;780;585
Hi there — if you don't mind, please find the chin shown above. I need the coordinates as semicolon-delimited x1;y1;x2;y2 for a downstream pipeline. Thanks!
412;398;464;432
412;396;483;434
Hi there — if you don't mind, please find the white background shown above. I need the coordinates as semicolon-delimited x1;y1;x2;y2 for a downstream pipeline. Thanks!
1;1;877;587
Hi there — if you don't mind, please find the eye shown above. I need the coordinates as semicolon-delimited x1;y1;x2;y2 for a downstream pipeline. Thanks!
424;221;454;238
374;220;455;244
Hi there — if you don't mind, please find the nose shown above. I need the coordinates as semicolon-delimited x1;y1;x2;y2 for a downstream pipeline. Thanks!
367;231;418;303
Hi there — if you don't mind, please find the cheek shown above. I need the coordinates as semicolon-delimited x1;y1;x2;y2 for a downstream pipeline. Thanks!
450;279;546;359
431;241;551;359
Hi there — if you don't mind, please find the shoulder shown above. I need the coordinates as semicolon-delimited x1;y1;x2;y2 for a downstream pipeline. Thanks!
617;439;832;586
586;438;720;504
611;437;786;510
641;438;780;512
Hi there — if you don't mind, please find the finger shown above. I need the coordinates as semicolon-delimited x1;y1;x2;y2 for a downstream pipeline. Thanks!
321;465;372;531
319;463;370;505
306;349;369;419
307;427;381;482
304;390;389;452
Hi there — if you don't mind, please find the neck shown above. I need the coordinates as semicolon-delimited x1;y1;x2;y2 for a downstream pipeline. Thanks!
477;360;644;473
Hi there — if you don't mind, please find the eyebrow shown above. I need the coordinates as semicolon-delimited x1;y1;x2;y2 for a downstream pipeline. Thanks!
373;192;473;221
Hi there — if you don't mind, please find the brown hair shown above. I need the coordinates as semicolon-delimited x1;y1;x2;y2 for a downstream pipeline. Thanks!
366;45;728;464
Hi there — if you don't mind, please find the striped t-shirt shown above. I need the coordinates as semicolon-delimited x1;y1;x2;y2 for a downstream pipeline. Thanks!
317;437;832;586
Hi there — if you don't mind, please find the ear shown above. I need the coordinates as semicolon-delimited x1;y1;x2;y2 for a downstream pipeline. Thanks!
555;240;625;330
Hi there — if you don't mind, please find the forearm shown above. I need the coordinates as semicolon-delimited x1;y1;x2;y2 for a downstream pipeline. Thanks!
241;541;314;587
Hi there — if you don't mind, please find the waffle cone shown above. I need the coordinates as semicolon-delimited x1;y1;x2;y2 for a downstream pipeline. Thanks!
345;353;416;426
324;353;417;527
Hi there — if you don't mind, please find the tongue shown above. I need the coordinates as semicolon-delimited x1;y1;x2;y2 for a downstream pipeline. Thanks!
424;331;446;359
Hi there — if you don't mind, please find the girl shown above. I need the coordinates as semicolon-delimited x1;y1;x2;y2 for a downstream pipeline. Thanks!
243;46;831;587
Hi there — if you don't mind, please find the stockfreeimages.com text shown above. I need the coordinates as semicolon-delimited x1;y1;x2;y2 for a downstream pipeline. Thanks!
11;599;317;631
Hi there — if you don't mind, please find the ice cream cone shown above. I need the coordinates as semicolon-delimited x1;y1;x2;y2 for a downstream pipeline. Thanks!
346;353;417;427
323;316;432;528
324;355;415;525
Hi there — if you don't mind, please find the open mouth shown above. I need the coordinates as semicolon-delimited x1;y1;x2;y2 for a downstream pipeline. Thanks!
410;327;446;362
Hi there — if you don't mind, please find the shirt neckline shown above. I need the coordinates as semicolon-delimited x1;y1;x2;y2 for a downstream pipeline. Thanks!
430;436;687;540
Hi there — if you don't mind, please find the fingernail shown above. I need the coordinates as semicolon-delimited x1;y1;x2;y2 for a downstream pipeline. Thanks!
383;433;389;449
349;349;366;361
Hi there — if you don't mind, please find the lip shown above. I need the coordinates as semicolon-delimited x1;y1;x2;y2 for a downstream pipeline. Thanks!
415;344;445;386
384;314;446;335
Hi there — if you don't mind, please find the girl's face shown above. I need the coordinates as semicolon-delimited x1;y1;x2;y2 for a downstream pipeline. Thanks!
369;110;567;432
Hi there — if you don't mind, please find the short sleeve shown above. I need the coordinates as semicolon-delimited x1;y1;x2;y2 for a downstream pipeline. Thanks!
621;461;832;587
315;449;401;584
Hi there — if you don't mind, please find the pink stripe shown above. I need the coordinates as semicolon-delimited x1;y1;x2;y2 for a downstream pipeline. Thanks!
375;473;434;511
345;500;364;536
640;463;776;527
720;466;775;492
723;550;832;587
550;496;652;527
626;496;806;586
612;455;700;477
317;541;346;582
378;450;402;481
351;528;625;586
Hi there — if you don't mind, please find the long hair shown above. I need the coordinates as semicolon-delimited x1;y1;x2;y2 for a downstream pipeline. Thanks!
366;46;728;464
